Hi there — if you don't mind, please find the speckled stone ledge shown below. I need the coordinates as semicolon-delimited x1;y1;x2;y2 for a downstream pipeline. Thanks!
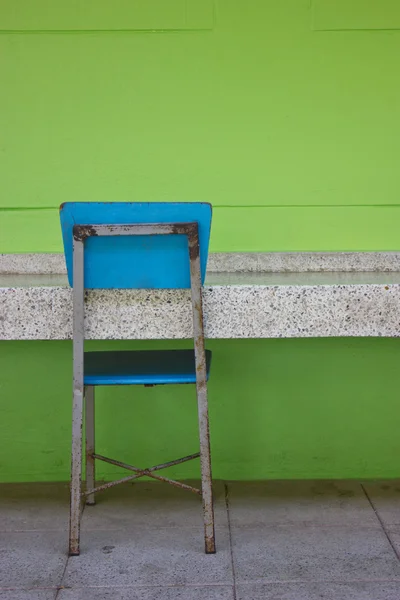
1;272;400;340
209;252;400;273
1;252;400;274
0;254;66;275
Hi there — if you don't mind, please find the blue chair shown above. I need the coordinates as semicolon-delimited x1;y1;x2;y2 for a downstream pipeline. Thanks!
60;202;215;556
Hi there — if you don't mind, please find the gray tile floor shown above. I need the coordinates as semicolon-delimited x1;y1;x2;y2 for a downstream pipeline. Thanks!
1;480;400;599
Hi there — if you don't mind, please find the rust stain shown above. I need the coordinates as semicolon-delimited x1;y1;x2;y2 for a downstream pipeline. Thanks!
205;535;216;554
189;240;199;261
73;225;99;242
170;222;197;236
170;223;185;235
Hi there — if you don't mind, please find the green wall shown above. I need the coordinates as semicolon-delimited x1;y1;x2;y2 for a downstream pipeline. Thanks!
2;338;400;483
1;0;400;481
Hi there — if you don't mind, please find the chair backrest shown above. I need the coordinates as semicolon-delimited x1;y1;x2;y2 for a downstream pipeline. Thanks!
60;202;212;289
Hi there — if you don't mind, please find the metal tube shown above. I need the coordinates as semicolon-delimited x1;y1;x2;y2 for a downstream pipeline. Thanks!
83;473;145;496
73;222;197;239
84;452;201;496
69;235;85;556
85;386;95;506
93;452;200;472
84;472;201;497
91;453;201;494
188;225;216;553
143;473;201;495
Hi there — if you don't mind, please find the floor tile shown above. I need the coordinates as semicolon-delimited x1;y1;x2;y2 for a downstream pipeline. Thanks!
0;532;67;588
363;480;400;527
231;525;400;582
81;480;228;530
236;581;400;600
227;481;378;528
0;483;69;531
63;528;232;587
381;528;400;557
58;586;234;600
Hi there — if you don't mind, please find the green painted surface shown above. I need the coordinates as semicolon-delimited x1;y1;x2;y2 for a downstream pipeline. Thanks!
2;205;400;253
1;1;400;481
1;339;400;483
314;0;400;31
1;0;400;209
0;0;214;31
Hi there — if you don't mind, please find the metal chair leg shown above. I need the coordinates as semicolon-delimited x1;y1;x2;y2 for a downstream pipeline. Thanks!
188;223;216;554
196;381;216;554
69;386;84;556
85;385;95;506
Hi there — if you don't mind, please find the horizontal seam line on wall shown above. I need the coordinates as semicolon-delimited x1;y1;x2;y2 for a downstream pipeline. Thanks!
1;204;400;211
0;29;212;35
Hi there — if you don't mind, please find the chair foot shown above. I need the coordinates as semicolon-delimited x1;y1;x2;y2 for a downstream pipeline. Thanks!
68;543;80;556
69;517;81;555
205;529;216;554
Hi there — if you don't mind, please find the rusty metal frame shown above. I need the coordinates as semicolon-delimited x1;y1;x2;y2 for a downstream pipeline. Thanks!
85;385;95;506
84;452;202;495
69;222;215;556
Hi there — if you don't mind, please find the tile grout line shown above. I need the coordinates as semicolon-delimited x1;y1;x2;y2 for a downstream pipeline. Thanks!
224;482;238;600
361;483;400;564
54;552;69;600
55;503;87;599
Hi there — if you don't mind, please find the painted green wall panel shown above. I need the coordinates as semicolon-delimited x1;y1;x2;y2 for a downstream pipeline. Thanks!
2;0;400;483
1;206;400;253
1;0;400;207
0;0;214;31
1;338;399;482
212;206;400;252
314;0;400;31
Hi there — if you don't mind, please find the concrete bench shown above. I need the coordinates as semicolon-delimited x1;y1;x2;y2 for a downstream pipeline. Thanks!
1;252;400;340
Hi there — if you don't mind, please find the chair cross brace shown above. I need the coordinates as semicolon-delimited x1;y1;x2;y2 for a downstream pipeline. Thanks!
83;452;201;497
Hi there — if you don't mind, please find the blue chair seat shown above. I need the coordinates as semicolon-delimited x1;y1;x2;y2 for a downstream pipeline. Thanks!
84;349;212;386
